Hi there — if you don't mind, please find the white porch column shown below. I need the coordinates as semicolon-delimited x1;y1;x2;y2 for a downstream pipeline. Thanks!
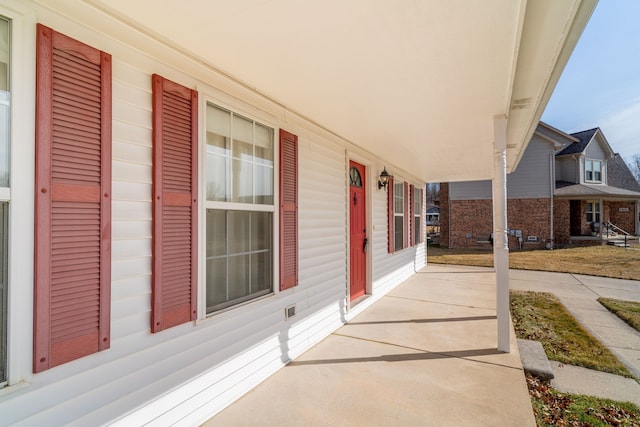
492;115;510;353
599;198;604;240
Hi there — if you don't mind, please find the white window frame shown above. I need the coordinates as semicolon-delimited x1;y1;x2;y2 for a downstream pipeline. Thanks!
0;13;9;389
393;180;405;250
585;159;602;183
586;201;600;223
413;185;422;244
200;98;279;317
0;1;35;388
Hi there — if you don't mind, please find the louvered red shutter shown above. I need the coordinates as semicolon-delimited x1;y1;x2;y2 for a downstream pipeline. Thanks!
279;130;298;291
151;75;198;332
418;188;424;243
34;25;112;372
387;175;394;253
403;182;409;249
409;184;415;247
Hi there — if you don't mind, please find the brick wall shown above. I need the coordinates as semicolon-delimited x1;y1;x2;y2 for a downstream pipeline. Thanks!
441;194;638;250
553;199;570;246
446;198;551;249
448;199;493;248
439;183;450;247
506;199;552;249
607;201;637;235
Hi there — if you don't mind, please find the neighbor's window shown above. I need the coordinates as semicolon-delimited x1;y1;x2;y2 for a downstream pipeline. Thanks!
0;15;9;385
394;181;404;250
205;104;274;312
586;201;600;223
585;159;601;182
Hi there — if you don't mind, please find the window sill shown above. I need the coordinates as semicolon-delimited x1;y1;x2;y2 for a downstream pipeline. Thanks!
0;380;30;397
197;291;275;325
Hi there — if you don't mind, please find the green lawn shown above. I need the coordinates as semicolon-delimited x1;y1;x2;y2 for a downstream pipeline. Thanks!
598;298;640;333
510;290;633;377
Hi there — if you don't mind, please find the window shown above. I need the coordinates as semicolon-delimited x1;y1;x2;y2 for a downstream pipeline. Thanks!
0;15;8;385
414;186;422;244
0;16;8;189
586;201;600;223
387;177;412;253
34;25;112;372
349;166;362;188
205;104;275;313
585;159;602;182
394;181;405;250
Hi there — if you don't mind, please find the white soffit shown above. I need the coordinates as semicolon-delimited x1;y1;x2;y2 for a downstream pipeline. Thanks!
83;0;595;183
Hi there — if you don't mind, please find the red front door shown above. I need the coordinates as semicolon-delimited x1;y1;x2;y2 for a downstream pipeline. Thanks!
349;161;367;301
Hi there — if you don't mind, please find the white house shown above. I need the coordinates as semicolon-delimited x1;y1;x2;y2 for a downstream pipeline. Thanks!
0;1;595;425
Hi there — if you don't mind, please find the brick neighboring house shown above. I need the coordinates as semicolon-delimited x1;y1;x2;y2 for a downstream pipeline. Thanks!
440;122;640;249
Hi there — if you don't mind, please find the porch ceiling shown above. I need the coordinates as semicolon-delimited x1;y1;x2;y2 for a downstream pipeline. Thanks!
86;0;596;183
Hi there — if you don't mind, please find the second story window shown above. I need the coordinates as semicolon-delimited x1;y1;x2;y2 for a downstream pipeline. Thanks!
585;159;601;182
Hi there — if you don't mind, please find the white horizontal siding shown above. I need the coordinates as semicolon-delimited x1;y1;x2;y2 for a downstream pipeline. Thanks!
369;178;423;297
507;135;552;198
586;136;606;160
450;180;492;200
556;156;578;183
450;136;554;200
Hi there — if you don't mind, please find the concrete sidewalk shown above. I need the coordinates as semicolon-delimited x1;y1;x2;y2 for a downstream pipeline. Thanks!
206;265;535;426
509;269;640;379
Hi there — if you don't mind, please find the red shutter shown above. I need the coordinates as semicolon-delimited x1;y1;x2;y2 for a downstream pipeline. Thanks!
34;25;112;372
151;75;198;332
403;182;409;249
387;175;394;253
279;129;298;291
409;184;415;247
418;188;424;243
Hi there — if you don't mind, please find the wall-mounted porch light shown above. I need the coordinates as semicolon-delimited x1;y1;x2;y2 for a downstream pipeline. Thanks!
377;166;390;190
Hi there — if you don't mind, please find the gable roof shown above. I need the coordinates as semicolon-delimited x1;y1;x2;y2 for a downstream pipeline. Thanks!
535;122;579;149
608;154;640;193
556;127;598;156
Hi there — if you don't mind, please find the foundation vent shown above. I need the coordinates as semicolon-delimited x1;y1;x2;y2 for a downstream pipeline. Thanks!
285;304;296;320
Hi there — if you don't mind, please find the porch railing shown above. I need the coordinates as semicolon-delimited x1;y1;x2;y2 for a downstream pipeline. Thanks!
605;222;630;247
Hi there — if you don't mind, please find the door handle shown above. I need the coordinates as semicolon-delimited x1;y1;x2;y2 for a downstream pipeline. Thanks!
363;238;368;253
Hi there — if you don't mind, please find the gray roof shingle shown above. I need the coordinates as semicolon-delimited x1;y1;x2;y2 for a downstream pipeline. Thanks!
555;181;640;198
556;128;598;156
608;154;640;192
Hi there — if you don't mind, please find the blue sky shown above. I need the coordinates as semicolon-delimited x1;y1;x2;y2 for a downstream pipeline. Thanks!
541;0;640;162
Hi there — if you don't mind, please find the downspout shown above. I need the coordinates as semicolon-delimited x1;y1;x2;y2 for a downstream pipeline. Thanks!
548;153;554;249
636;200;639;236
447;187;452;248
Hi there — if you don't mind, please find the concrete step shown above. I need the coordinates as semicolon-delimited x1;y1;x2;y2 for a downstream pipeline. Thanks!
607;241;631;248
517;339;554;380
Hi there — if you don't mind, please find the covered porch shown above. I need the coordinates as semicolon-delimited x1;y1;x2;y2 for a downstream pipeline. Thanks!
205;264;535;426
555;187;640;247
94;0;598;355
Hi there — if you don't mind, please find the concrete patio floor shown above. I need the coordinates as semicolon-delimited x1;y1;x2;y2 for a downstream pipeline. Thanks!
205;264;535;426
